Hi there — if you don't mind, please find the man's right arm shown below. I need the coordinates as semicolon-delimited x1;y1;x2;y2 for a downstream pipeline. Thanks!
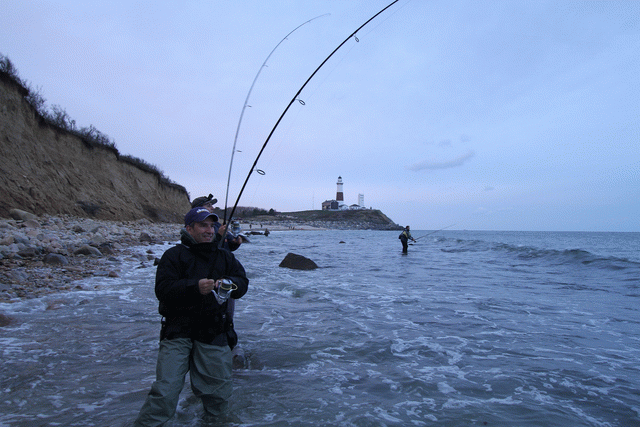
155;247;201;306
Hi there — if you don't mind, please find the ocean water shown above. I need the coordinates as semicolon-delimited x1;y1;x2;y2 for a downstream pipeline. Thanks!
0;230;638;426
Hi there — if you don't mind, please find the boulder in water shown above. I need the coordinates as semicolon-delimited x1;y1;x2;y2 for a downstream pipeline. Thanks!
232;347;246;369
0;313;13;327
279;253;318;270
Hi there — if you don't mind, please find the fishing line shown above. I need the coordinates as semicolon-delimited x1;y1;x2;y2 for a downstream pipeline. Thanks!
236;39;363;210
222;13;330;225
413;223;457;240
248;45;358;181
226;0;400;222
253;6;398;178
355;0;410;40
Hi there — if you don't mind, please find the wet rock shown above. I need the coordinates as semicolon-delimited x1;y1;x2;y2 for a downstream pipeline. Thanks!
45;243;65;254
91;225;106;234
232;347;246;369
8;270;28;282
139;232;154;243
46;300;66;310
0;235;14;246
73;245;102;256
25;229;41;238
99;243;115;255
72;224;85;233
23;219;41;229
93;270;110;277
279;253;319;270
0;313;14;327
40;233;59;244
108;271;119;278
89;235;107;246
43;253;69;266
17;246;38;258
12;234;29;245
0;246;13;258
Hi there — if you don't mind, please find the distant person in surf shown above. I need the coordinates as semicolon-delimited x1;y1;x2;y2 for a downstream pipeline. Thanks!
134;207;249;425
399;225;416;253
191;194;243;251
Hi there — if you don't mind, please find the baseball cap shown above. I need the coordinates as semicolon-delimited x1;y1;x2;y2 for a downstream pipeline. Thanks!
184;207;219;226
191;194;218;208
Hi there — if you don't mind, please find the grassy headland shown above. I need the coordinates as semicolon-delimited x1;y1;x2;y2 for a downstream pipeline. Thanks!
218;208;402;231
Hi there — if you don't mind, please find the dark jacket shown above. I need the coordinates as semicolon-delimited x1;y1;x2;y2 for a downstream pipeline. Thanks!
155;232;249;345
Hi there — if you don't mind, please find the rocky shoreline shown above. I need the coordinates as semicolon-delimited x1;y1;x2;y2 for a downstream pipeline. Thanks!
0;209;183;304
0;210;326;306
0;209;385;309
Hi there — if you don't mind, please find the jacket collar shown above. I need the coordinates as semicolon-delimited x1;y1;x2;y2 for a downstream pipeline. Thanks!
180;228;215;252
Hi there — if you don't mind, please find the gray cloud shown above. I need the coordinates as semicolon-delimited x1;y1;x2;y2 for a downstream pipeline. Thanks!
408;150;476;171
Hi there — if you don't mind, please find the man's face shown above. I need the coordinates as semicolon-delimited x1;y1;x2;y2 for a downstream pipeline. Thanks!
187;217;216;243
202;201;215;212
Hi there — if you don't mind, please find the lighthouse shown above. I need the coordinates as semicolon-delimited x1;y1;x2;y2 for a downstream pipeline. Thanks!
336;176;344;202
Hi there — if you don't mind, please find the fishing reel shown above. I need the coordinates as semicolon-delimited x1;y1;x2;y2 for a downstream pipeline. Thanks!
214;278;237;304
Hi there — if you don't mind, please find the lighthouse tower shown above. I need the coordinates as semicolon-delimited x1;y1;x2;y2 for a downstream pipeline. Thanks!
336;176;344;202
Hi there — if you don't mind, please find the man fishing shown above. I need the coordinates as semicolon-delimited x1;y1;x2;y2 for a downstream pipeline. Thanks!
190;194;246;363
399;225;416;254
134;207;249;426
191;194;243;251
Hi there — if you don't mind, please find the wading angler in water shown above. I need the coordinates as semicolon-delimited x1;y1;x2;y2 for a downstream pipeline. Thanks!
399;225;416;253
134;207;249;426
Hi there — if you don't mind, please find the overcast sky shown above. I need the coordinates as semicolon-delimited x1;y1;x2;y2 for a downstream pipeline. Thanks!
2;1;638;231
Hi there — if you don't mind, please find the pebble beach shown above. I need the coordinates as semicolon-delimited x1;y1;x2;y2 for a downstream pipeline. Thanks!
0;209;323;306
0;209;184;304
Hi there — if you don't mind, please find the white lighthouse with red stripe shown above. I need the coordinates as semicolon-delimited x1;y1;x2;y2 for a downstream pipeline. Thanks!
336;176;344;203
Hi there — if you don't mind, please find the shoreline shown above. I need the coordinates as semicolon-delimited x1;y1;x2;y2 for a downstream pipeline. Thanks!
1;206;402;305
0;212;329;304
0;213;180;303
238;223;326;232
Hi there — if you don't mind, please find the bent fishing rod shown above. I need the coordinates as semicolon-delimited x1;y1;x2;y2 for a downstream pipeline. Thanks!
221;13;330;225
224;0;400;223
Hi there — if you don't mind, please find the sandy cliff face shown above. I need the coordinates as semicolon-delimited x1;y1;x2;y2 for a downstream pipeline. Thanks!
0;76;190;222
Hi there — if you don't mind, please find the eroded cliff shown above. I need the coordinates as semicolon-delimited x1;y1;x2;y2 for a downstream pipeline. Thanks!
0;75;190;222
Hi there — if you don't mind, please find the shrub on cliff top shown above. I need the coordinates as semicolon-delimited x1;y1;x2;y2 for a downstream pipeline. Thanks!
1;53;116;150
1;53;185;193
0;55;21;83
